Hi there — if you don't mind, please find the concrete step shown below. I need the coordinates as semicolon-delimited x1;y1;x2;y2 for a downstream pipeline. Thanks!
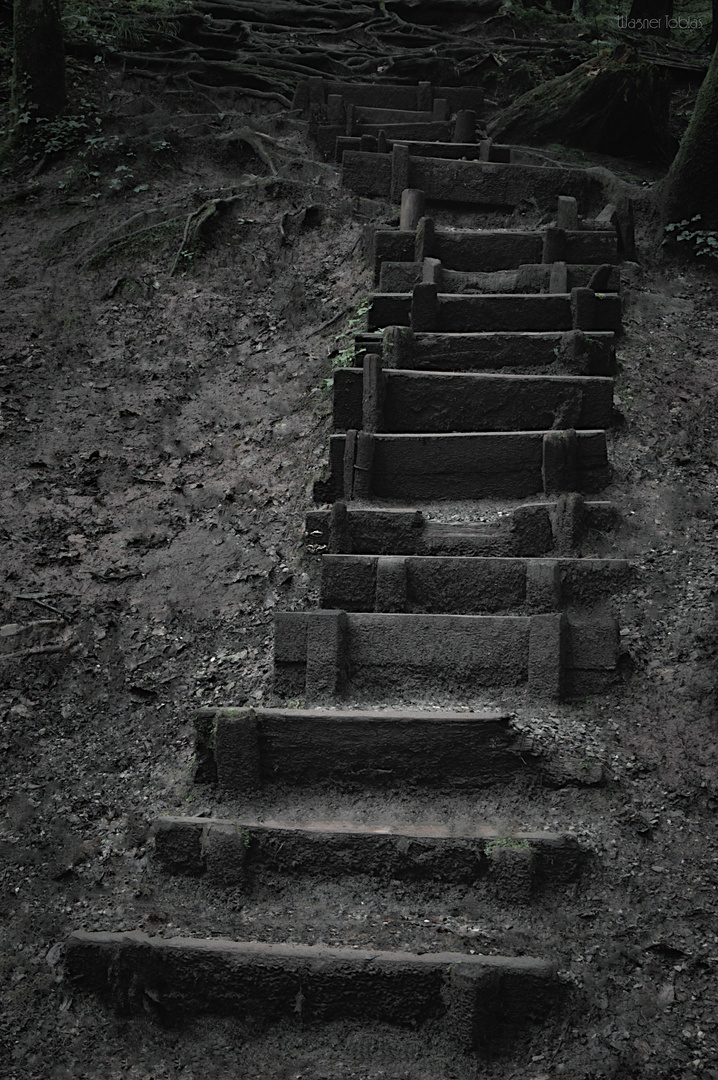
293;78;485;117
319;121;454;157
273;610;619;700
333;368;614;433
378;260;621;294
326;430;610;502
153;815;583;893
355;328;616;376
320;554;631;614
65;931;560;1052
306;498;620;557
369;224;619;278
367;288;622;334
338;138;537;164
343;148;598;210
194;706;532;790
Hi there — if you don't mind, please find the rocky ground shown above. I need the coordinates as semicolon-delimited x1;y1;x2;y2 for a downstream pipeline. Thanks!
2;32;718;1080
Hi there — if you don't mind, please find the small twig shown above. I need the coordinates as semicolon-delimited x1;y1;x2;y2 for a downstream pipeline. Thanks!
14;594;65;616
0;642;74;662
307;306;351;339
170;209;201;276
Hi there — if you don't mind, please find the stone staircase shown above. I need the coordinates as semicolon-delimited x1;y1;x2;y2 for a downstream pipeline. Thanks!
65;76;634;1065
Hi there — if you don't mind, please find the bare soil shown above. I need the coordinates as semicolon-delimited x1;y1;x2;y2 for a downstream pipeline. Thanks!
2;61;718;1080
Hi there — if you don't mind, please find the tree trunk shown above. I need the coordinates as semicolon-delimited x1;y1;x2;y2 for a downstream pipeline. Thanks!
11;0;66;121
488;45;674;163
628;0;673;36
661;42;718;231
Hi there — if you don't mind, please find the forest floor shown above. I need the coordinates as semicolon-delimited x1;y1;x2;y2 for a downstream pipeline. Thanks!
2;38;718;1080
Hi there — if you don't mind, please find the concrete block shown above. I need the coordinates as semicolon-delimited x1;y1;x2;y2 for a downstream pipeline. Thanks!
399;187;425;230
556;195;579;230
417;80;432;111
410;281;438;331
204;823;248;887
543;429;578;494
326;93;343;124
343;428;357;499
305;609;349;701
542;226;566;264
486;841;538;903
432;97;449;121
362;353;385;433
375;556;408;612
444;956;562;1053
382;325;414;368
549;261;568;293
353;431;375;499
526;560;561;611
528;613;566;700
274;612;309;697
390;143;410;203
214;708;261;794
453;109;476;144
414;215;435;261
153;818;204;875
422;257;443;288
328;499;353;554
552;491;586;554
571;286;596;331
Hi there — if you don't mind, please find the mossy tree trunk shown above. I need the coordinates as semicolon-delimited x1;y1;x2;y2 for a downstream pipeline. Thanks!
661;42;718;231
488;46;673;163
11;0;66;124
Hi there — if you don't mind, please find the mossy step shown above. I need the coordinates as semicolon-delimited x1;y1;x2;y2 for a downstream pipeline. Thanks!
354;329;616;376
273;610;619;701
320;554;632;614
65;931;561;1051
368;226;619;278
332;368;614;434
153;815;583;894
307;499;619;558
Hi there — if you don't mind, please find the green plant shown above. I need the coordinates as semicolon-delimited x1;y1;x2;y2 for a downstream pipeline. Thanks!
485;837;532;856
62;0;183;55
664;215;718;261
320;298;372;389
234;825;251;850
332;299;372;369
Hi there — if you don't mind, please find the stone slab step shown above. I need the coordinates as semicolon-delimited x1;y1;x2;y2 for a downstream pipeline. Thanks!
369;225;619;277
273;611;619;700
194;707;530;790
338;139;522;164
353;105;454;127
306;499;619;557
327;430;610;502
65;931;559;1051
153;815;583;891
343;149;597;209
320;554;631;614
367;290;622;334
379;261;621;295
293;78;485;117
355;329;616;376
333;368;614;433
318;121;454;157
